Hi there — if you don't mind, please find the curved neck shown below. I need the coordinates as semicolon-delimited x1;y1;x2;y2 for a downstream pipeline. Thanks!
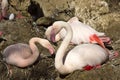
55;21;73;74
21;37;49;67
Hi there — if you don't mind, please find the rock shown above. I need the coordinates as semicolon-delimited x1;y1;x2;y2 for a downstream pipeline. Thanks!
8;0;30;17
74;0;109;22
36;17;54;28
33;0;74;20
95;13;120;31
9;0;30;11
27;0;44;21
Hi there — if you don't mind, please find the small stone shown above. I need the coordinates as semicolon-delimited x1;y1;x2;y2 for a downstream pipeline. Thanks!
9;13;15;20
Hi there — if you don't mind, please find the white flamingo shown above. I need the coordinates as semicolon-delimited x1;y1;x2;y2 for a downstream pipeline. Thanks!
45;17;110;47
50;21;110;74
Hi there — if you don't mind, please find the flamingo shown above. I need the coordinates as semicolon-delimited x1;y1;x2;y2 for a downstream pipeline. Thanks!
50;21;110;75
45;17;111;47
1;37;55;76
0;0;8;20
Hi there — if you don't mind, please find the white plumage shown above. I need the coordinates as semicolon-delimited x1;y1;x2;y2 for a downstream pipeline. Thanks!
50;21;109;74
45;17;110;46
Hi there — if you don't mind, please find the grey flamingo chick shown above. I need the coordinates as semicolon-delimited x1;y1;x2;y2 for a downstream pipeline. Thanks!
1;37;55;76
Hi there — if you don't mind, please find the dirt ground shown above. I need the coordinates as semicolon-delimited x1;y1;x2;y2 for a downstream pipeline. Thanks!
0;0;120;80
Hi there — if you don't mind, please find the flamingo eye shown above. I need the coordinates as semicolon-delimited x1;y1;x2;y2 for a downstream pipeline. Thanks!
52;27;58;33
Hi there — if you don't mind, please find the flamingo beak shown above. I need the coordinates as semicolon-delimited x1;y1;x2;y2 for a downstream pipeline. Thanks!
48;47;55;55
46;43;55;54
50;29;56;42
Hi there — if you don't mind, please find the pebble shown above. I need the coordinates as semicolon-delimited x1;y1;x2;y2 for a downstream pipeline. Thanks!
9;13;15;20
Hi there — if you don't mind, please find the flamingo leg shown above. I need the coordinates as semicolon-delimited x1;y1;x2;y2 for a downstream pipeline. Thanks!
99;36;111;45
83;64;102;71
5;64;13;77
2;62;13;77
109;51;119;60
113;51;119;57
7;65;13;77
83;65;94;71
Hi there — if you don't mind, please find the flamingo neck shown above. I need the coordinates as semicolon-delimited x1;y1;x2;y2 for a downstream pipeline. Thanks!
20;37;48;67
1;0;8;9
1;0;8;17
55;22;73;74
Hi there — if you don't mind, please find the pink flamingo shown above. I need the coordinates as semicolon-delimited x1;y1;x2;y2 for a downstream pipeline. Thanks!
49;21;110;75
45;17;111;47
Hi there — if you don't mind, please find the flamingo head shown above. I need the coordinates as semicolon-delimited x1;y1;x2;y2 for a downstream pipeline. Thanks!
50;22;64;42
40;38;55;54
50;21;71;43
45;25;61;42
